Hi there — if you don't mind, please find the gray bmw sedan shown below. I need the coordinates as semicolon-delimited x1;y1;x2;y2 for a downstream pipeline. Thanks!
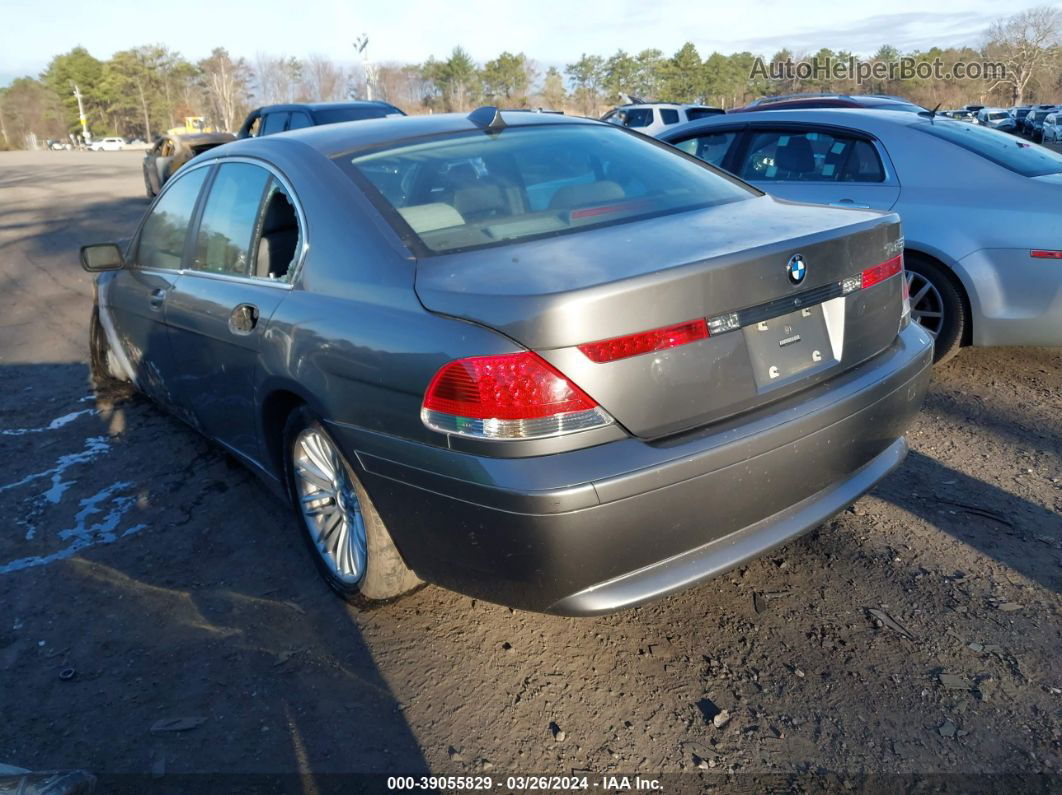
81;108;933;615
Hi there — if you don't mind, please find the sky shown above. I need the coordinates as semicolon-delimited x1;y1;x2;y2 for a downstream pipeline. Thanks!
0;0;1050;86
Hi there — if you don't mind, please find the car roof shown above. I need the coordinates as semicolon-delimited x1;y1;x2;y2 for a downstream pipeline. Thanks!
222;110;601;159
657;107;944;139
257;100;399;113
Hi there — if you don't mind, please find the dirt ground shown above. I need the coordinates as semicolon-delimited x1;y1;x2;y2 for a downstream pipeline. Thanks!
0;150;1059;790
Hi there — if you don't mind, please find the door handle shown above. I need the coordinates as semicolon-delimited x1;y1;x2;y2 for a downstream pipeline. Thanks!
228;304;259;335
149;288;166;309
829;199;871;209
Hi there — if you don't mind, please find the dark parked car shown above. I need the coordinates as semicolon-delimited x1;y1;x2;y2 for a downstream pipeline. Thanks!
237;100;405;138
731;93;926;114
80;108;932;615
143;132;235;198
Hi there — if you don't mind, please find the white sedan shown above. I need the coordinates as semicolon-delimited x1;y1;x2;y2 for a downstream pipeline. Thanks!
88;137;126;152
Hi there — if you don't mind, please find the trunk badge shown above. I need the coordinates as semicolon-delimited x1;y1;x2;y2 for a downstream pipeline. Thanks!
787;255;807;285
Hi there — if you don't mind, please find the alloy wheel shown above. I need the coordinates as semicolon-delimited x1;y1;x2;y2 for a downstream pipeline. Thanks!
292;428;367;585
906;270;945;338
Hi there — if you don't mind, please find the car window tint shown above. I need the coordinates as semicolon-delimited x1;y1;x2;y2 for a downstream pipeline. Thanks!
287;112;313;130
193;162;271;276
915;119;1062;176
253;179;302;281
343;124;756;255
673;130;739;168
261;112;289;135
685;108;724;121
739;129;884;183
313;107;391;124
660;108;680;125
623;108;653;128
137;167;209;270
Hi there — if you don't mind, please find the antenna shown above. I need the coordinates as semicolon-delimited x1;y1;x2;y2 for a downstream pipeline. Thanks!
467;106;506;130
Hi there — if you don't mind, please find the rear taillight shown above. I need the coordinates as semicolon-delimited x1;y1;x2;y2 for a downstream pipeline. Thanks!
578;319;709;363
841;254;904;294
421;352;614;440
859;255;903;289
1031;249;1062;259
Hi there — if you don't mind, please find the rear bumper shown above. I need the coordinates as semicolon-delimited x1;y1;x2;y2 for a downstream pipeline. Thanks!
328;322;934;614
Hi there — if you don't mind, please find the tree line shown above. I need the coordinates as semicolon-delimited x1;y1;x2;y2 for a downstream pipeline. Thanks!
0;5;1057;149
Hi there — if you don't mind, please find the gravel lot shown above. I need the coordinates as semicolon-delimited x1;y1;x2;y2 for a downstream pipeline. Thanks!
0;150;1059;789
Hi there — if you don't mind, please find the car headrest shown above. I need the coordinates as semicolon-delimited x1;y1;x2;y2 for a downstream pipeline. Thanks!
775;137;815;174
398;203;465;233
548;181;625;210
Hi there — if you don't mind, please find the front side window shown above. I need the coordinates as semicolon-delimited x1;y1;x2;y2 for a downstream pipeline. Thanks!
739;129;885;183
136;167;209;269
287;112;313;130
340;124;756;255
623;108;654;128
193;162;271;276
915;119;1062;176
672;130;739;168
261;112;289;136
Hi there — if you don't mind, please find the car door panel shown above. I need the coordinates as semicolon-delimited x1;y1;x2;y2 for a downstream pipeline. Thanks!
163;161;301;465
106;165;209;407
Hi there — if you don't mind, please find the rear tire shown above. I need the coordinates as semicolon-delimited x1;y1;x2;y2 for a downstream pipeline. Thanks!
904;253;966;365
283;406;421;605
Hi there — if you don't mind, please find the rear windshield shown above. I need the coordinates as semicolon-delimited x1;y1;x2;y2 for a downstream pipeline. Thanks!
915;119;1062;177
314;106;394;125
340;124;756;254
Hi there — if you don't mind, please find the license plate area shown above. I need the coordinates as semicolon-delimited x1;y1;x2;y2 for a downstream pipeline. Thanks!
743;300;842;390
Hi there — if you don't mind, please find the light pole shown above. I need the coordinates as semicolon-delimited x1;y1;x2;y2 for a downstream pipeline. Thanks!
72;83;90;141
354;34;373;101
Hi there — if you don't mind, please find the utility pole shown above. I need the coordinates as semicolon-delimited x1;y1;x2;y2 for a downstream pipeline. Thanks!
354;34;373;101
72;83;90;141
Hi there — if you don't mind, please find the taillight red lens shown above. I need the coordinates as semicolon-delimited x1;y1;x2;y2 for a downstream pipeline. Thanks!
860;255;903;289
423;352;597;420
578;319;709;363
1031;249;1062;259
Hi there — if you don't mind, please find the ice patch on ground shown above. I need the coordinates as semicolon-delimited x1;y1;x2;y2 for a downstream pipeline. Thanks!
1;481;146;575
1;407;98;436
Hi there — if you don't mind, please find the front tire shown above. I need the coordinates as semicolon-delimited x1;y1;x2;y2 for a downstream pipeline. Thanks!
283;407;421;604
904;253;966;364
89;306;132;396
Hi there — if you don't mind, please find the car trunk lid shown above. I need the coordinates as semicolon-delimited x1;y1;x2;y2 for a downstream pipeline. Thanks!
416;195;905;438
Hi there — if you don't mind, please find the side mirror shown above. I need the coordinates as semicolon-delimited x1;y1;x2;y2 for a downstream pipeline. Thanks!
80;242;125;272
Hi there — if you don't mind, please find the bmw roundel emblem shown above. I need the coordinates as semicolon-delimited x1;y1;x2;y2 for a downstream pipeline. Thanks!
787;254;807;285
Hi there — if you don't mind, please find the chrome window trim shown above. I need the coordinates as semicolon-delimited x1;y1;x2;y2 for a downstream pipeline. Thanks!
132;155;310;289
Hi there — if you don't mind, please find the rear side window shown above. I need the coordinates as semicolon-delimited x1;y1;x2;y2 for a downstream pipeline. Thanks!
137;167;209;269
660;109;680;125
672;130;739;168
313;106;391;124
193;162;271;276
340;124;756;255
739;129;885;183
261;112;289;135
685;107;725;121
915;119;1062;176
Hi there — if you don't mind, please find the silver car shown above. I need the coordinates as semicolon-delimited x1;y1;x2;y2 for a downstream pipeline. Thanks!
658;109;1062;362
1043;113;1060;144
